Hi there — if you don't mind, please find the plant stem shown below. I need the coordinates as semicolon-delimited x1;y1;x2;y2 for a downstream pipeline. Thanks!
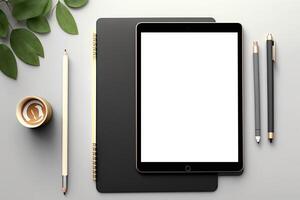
0;0;7;6
7;21;13;30
4;0;10;10
50;0;59;16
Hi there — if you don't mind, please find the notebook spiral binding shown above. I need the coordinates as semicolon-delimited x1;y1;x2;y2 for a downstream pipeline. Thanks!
92;32;97;181
92;143;97;181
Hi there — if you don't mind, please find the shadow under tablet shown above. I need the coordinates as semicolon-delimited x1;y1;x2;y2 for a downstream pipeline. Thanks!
96;18;218;193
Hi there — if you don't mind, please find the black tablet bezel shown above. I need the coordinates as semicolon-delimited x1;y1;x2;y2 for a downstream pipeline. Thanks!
136;23;243;173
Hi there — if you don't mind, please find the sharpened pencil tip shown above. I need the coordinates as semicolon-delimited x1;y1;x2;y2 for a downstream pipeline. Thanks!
255;136;261;144
268;132;274;143
62;189;67;195
267;33;273;40
269;139;273;143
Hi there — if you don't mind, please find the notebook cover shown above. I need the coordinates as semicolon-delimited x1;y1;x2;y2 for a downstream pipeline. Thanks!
96;18;218;193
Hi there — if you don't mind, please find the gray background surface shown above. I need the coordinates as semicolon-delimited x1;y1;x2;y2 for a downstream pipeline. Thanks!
0;0;299;199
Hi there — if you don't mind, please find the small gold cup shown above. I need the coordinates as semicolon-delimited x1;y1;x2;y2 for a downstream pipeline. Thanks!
16;96;53;128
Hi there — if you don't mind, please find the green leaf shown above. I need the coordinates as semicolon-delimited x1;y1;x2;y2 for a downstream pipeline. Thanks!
8;0;26;6
0;10;9;38
56;1;78;35
10;28;44;66
0;44;17;79
8;0;24;6
27;16;51;34
64;0;88;8
11;0;49;21
42;0;52;16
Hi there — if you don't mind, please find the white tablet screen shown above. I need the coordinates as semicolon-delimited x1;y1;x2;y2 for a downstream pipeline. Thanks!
141;32;238;162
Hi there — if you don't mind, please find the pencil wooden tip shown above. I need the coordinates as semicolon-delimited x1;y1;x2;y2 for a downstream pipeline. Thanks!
62;188;67;195
267;33;273;40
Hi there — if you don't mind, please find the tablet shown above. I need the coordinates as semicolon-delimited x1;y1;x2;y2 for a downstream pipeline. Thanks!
136;23;243;173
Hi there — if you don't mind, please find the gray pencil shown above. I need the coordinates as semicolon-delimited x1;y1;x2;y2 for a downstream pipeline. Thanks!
253;41;261;143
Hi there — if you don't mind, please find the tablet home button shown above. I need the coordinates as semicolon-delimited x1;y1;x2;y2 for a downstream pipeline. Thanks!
185;165;191;172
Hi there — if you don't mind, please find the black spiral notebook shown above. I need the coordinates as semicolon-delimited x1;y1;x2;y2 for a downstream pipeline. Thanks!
96;18;218;193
